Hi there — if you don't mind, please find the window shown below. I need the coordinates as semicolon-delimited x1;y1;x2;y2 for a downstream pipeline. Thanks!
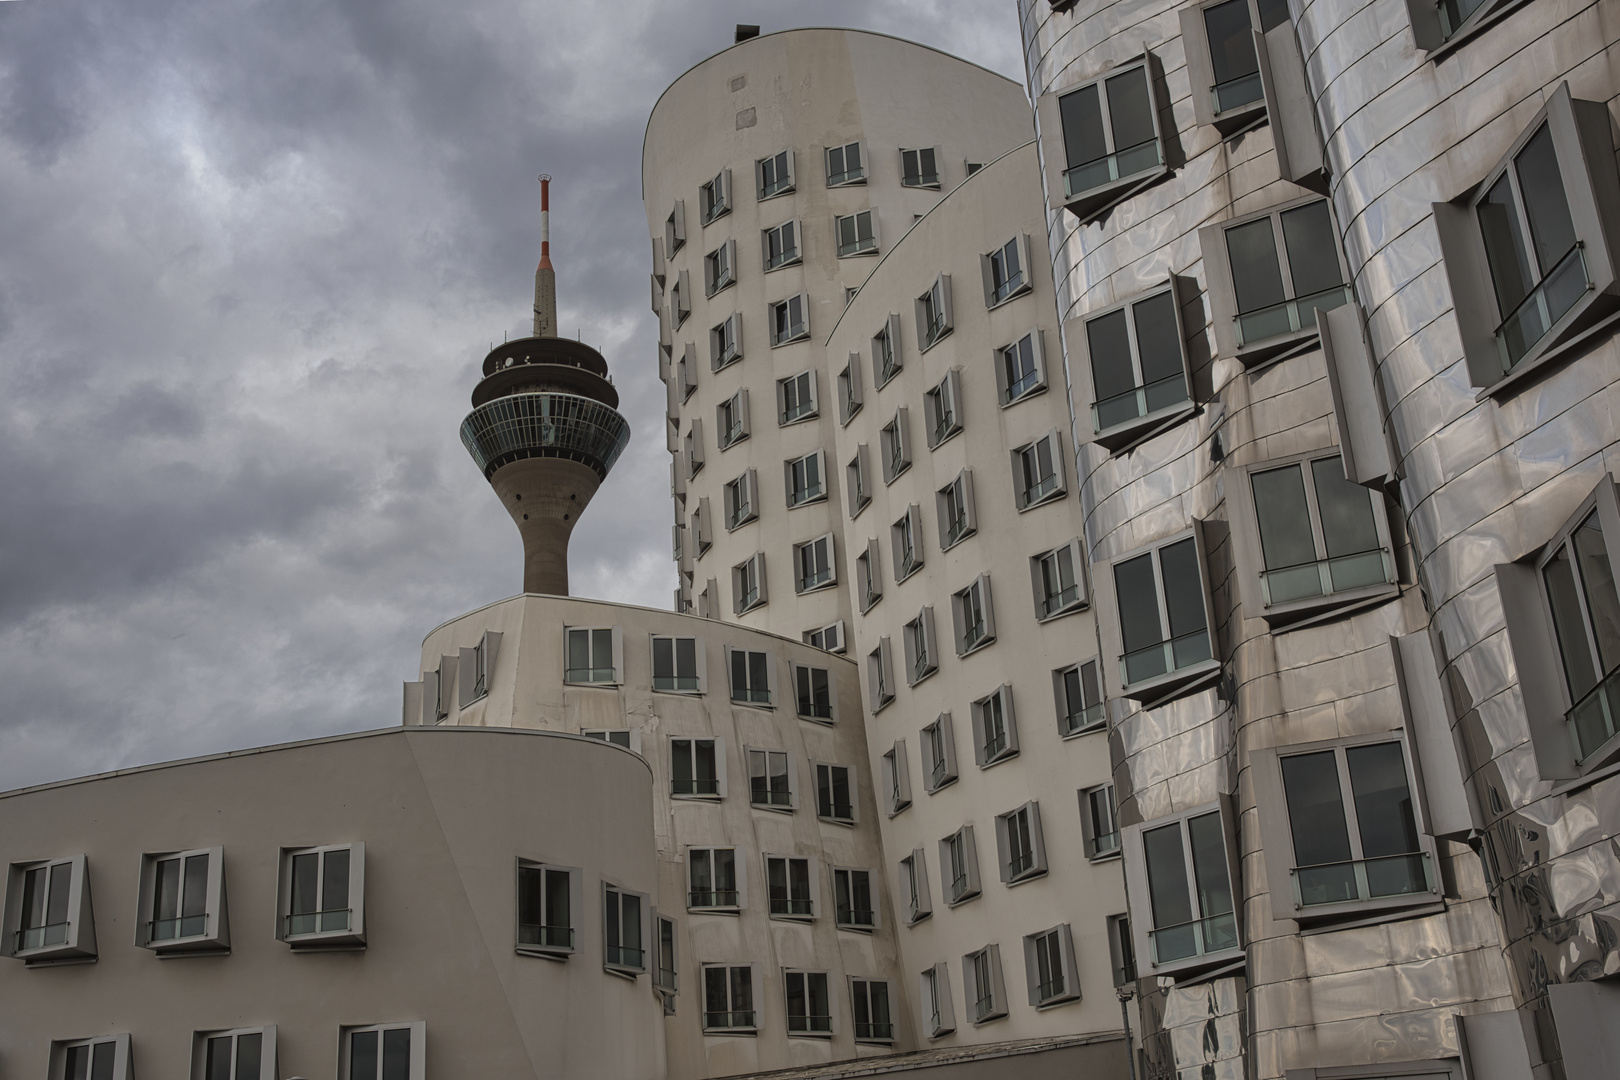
826;141;865;186
1039;59;1167;221
1199;196;1351;364
677;349;697;401
769;293;810;346
867;638;896;711
1107;913;1137;986
815;763;855;824
428;656;452;724
698;579;717;620
723;471;758;530
995;330;1047;406
880;408;911;483
872;314;902;387
900;848;932;923
851;978;894;1041
1081;784;1121;859
704;964;756;1032
891;504;924;582
1111;530;1217;698
1012;430;1066;509
670;268;692;328
936;470;977;551
4;855;94;964
971;685;1019;767
982;235;1033;307
857;539;883;612
1240;453;1395;622
564;626;622;685
1023;925;1080;1007
516;859;579;954
951;575;996;656
604;883;648;974
278;843;365;948
1434;86;1620;391
785;451;825;508
51;1035;131;1080
1055;658;1105;736
803;621;845;654
664;200;686;258
838;354;864;424
836;210;878;257
700;168;731;224
710;312;743;371
1180;0;1290;131
136;846;227;953
655;914;678;997
684;421;704;478
900;146;941;189
784;970;832;1034
922;713;959;792
341;1023;424;1080
883;740;912;815
762;220;801;271
688;848;741;910
1032;539;1087;619
757;149;795;199
924;369;963;448
915;274;953;350
716;389;749;447
996;801;1047;883
962;944;1008;1023
671;737;723;798
920;963;955;1036
727;646;773;704
845;285;859;306
940;825;981;905
766;857;815;919
748;750;794;809
777;370;818;425
903;607;939;685
834;869;877;930
1409;0;1526;48
703;240;736;297
1076;281;1193;445
582;727;640;750
457;630;500;706
846;445;872;517
794;663;834;721
651;635;703;692
1123;803;1240;973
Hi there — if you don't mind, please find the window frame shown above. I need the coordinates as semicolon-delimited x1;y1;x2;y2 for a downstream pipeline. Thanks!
924;369;964;449
882;739;912;816
776;370;819;427
722;470;758;532
671;268;692;329
650;634;707;694
784;968;834;1036
903;606;940;686
993;329;1050;408
995;800;1048;884
815;761;857;825
1030;538;1088;621
793;533;837;594
724;645;775;706
839;352;864;425
338;1022;425;1080
1036;54;1171;223
687;846;745;913
716;388;750;449
603;881;651;977
900;848;933;924
857;538;884;613
792;661;837;723
135;845;228;954
1406;0;1535;55
970;684;1020;768
784;449;827;508
762;219;803;272
703;238;737;297
699;167;732;225
1121;799;1243;977
664;200;686;259
514;857;583;958
868;636;896;711
756;149;796;200
769;292;812;347
684;418;705;479
655;912;679;999
915;274;954;352
922;712;960;793
980;234;1035;308
1179;0;1279;134
846;444;872;518
850;976;895;1043
703;963;759;1034
1105;525;1221;704
871;314;904;388
3;853;95;965
936;469;978;551
891;504;924;583
188;1027;278;1080
710;312;744;372
962;943;1009;1024
1068;277;1196;450
457;630;501;707
920;962;955;1036
951;574;997;657
1107;912;1138;987
940;824;982;906
833;867;879;932
747;747;799;813
803;620;846;655
900;146;942;189
50;1034;132;1080
825;140;867;187
582;728;642;752
1011;429;1067;511
1023;924;1081;1008
835;209;880;258
1080;784;1122;861
562;625;624;686
1055;658;1107;737
764;855;818;922
276;842;366;950
880;408;912;484
669;735;727;800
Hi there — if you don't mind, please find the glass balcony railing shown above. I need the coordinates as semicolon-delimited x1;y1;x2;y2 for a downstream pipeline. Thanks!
1260;548;1393;606
1497;243;1588;373
1092;372;1191;433
704;1011;756;1031
933;411;957;445
782;401;815;424
657;965;678;992
1121;628;1213;688
606;945;645;968
1004;368;1042;403
950;872;971;902
961;621;987;652
992;270;1026;304
1023;473;1060;505
973;993;996;1021
838;235;877;257
912;654;933;683
878;355;900;384
1091;831;1121;858
15;922;68;951
982;729;1008;762
688;889;740;908
1061;701;1106;735
828;165;865;186
799;699;833;720
1569;663;1620;763
734;687;771;705
922;312;947;348
150;914;208;942
1008;849;1034;877
1212;73;1263;115
1235;285;1352;347
930;758;949;789
517;923;574;948
565;667;616;684
1042;585;1083;617
1148;911;1238;965
1291;851;1433;907
1064;139;1163;200
286;908;352;936
944;512;970;547
799;568;833;591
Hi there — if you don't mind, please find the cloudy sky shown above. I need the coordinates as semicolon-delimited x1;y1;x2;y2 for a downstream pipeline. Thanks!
0;0;1026;790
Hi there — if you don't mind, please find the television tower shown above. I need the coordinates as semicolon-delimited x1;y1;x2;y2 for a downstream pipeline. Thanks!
458;175;630;596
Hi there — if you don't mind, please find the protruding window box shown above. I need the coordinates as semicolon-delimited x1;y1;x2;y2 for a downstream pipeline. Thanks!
191;1025;277;1080
1037;55;1171;223
515;859;581;958
1070;278;1196;451
3;854;96;966
136;846;229;956
1106;526;1221;706
1122;801;1242;978
50;1034;132;1080
277;843;366;951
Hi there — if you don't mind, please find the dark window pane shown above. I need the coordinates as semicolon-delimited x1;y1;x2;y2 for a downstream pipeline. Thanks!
1115;553;1165;654
1187;811;1234;919
182;854;210;919
518;866;542;926
46;861;72;927
1059;84;1107;169
705;967;728;1013
90;1043;116;1080
672;740;693;784
1516;123;1578;277
291;852;319;916
65;1044;90;1080
1346;742;1421;857
1280;751;1353;872
206;1036;232;1080
749;651;768;691
1142;823;1193;929
1225;218;1286;314
1256;0;1290;31
676;637;697;677
322;849;351;914
732;965;754;1010
1479;171;1536;318
21;867;45;930
155;858;181;922
1546;540;1601;700
1252;464;1316;571
1106;67;1156;151
852;980;871;1026
1159;538;1209;639
350;1031;378;1080
545;868;570;928
1312;458;1379;558
381;1028;410;1080
787;970;806;1018
653;638;674;680
236;1033;262;1080
567;629;590;673
1279;201;1344;297
1203;0;1258;86
1133;291;1188;410
1087;310;1136;401
1573;512;1620;675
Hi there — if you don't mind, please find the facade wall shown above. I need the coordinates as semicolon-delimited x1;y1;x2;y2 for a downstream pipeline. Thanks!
0;726;663;1079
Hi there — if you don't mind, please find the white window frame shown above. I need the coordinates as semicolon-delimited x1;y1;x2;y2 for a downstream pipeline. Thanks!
338;1022;426;1080
757;149;796;200
1036;55;1171;223
833;867;879;932
882;740;912;816
857;539;884;613
777;370;819;426
703;963;759;1033
710;312;743;371
850;976;894;1043
785;449;826;508
670;736;727;800
922;713;960;793
900;848;933;924
733;552;767;614
962;943;1009;1024
839;353;864;425
803;620;846;654
1055;658;1106;737
915;273;953;351
716;388;750;448
920;963;955;1037
1023;924;1081;1008
846;444;872;518
747;748;797;812
725;645;775;706
900;145;942;189
684;419;705;479
995;801;1048;884
903;606;939;686
924;369;963;449
1121;800;1243;977
700;167;731;225
687;847;744;912
880;408;911;484
762;219;802;271
655;912;678;998
723;469;758;531
581;728;642;753
994;329;1049;407
937;470;978;551
981;234;1034;308
664;200;686;259
970;685;1019;768
891;504;924;583
690;502;713;558
871;314;903;387
940;825;982;905
951;574;997;656
457;630;501;707
1106;526;1219;703
276;842;366;949
867;637;896;712
784;968;834;1036
50;1035;132;1080
835;209;879;258
1031;538;1088;621
189;1027;278;1080
3;854;95;965
1069;277;1195;448
1107;912;1138;987
769;292;811;346
603;881;651;977
826;140;867;187
815;762;856;825
793;662;836;722
1081;784;1122;860
677;347;697;401
1012;429;1067;510
704;239;737;297
1179;0;1282;133
135;846;228;954
563;625;624;686
765;855;817;922
515;857;583;957
671;268;692;328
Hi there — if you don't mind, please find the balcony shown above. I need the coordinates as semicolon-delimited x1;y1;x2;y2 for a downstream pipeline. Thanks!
1260;548;1394;606
1234;285;1352;349
517;923;574;949
1148;911;1238;965
1065;139;1163;201
1291;851;1434;909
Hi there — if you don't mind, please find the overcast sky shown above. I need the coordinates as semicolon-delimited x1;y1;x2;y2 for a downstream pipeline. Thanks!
0;0;1025;790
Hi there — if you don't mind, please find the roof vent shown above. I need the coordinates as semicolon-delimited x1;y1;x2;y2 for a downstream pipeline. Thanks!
735;24;760;42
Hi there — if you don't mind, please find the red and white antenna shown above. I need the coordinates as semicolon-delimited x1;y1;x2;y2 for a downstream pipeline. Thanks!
534;173;557;337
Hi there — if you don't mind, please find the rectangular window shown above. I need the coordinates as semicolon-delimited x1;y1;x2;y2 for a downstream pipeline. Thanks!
763;220;801;271
1056;658;1105;736
851;978;894;1041
5;855;92;963
838;354;864;424
758;149;795;199
748;750;794;809
723;471;758;531
1081;284;1192;440
880;409;911;483
777;370;818;425
816;763;855;823
604;884;647;973
1180;0;1289;130
847;445;872;517
834;868;877;930
671;737;722;798
804;621;845;654
677;351;696;401
665;200;686;258
904;606;938;685
836;210;878;257
704;240;736;297
583;729;637;751
517;860;577;953
857;539;883;612
901;848;932;923
921;963;954;1036
1032;540;1086;619
138;846;226;953
891;505;923;582
1013;430;1065;509
1024;925;1080;1006
459;631;498;705
900;146;940;188
922;713;959;792
785;970;832;1034
1046;60;1165;217
280;843;364;947
785;451;825;507
1107;913;1137;986
941;825;981;904
700;167;731;224
564;626;621;685
983;235;1031;306
688;848;740;910
1112;531;1216;694
868;637;896;709
710;312;743;371
826;141;865;186
883;740;912;815
728;647;772;704
671;268;691;328
1131;806;1239;971
971;685;1019;767
704;965;756;1032
769;293;810;346
924;369;963;448
1082;784;1121;859
1247;454;1394;613
996;801;1046;882
716;389;749;447
937;470;977;550
963;944;1007;1023
795;664;833;721
766;857;814;919
651;635;702;692
684;422;704;478
915;274;953;350
656;914;678;996
1539;501;1620;766
872;314;902;386
995;330;1047;405
342;1023;422;1080
952;575;996;655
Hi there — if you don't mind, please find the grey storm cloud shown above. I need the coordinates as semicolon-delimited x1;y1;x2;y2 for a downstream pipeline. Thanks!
0;0;1024;791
